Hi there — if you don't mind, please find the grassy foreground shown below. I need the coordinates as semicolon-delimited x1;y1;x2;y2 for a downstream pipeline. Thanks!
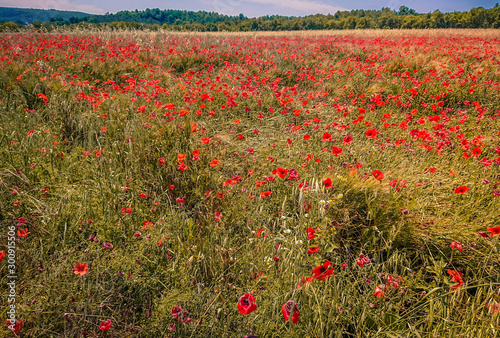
1;29;500;337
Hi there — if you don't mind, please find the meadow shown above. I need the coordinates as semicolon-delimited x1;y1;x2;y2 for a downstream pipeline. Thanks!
1;29;500;337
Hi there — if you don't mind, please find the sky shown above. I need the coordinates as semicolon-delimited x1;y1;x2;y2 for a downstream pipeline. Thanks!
1;0;498;17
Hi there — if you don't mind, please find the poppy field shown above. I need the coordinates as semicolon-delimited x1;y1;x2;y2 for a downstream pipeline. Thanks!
2;29;500;337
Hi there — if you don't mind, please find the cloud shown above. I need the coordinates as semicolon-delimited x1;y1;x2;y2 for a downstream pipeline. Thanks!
0;0;105;14
243;0;346;14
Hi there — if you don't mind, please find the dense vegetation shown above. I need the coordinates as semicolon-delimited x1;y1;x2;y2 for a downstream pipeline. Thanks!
0;7;90;25
2;5;500;32
1;29;500;336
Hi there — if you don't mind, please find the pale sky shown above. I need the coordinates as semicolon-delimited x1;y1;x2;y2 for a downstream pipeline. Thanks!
1;0;498;17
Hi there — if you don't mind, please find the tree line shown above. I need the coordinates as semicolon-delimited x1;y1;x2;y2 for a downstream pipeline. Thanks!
2;5;500;32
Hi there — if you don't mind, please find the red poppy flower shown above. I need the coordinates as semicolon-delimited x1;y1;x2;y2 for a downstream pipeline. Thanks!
17;228;29;238
210;159;219;167
238;293;257;315
322;177;332;188
201;137;210;144
322;132;332;141
374;285;386;299
171;306;182;318
0;250;5;262
6;320;24;334
366;128;379;138
214;211;222;221
297;276;314;289
307;228;316;240
450;241;463;252
331;146;343;157
177;162;188;171
487;226;500;236
260;191;272;198
254;228;265;237
99;319;111;331
454;186;468;194
72;263;88;277
472;147;481;157
272;168;288;179
312;261;334;281
372;170;384;181
307;246;320;255
343;135;353;144
356;254;370;267
177;154;186;162
282;300;299;323
447;269;464;287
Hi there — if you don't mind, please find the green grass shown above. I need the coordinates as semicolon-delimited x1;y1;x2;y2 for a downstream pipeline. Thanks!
1;29;500;337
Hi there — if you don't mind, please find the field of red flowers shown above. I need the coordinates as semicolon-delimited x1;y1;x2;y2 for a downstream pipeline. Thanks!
1;29;500;336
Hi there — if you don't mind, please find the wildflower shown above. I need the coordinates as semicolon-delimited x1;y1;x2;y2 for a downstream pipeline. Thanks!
454;186;469;194
374;285;386;298
102;242;113;250
213;211;222;221
450;241;463;252
322;177;332;188
297;276;314;289
331;146;343;156
372;170;384;181
158;157;165;165
366;128;379;138
253;228;264;237
210;159;219;167
447;269;464;289
172;306;183;319
282;300;299;323
487;226;500;236
99;319;111;331
72;263;88;277
356;254;370;267
307;228;316;240
260;191;272;198
17;228;29;238
238;293;257;315
272;168;288;179
283;229;291;234
0;250;5;262
312;261;334;281
6;320;24;334
307;246;320;255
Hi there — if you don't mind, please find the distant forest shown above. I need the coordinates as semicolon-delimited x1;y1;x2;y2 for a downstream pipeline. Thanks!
1;5;500;31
